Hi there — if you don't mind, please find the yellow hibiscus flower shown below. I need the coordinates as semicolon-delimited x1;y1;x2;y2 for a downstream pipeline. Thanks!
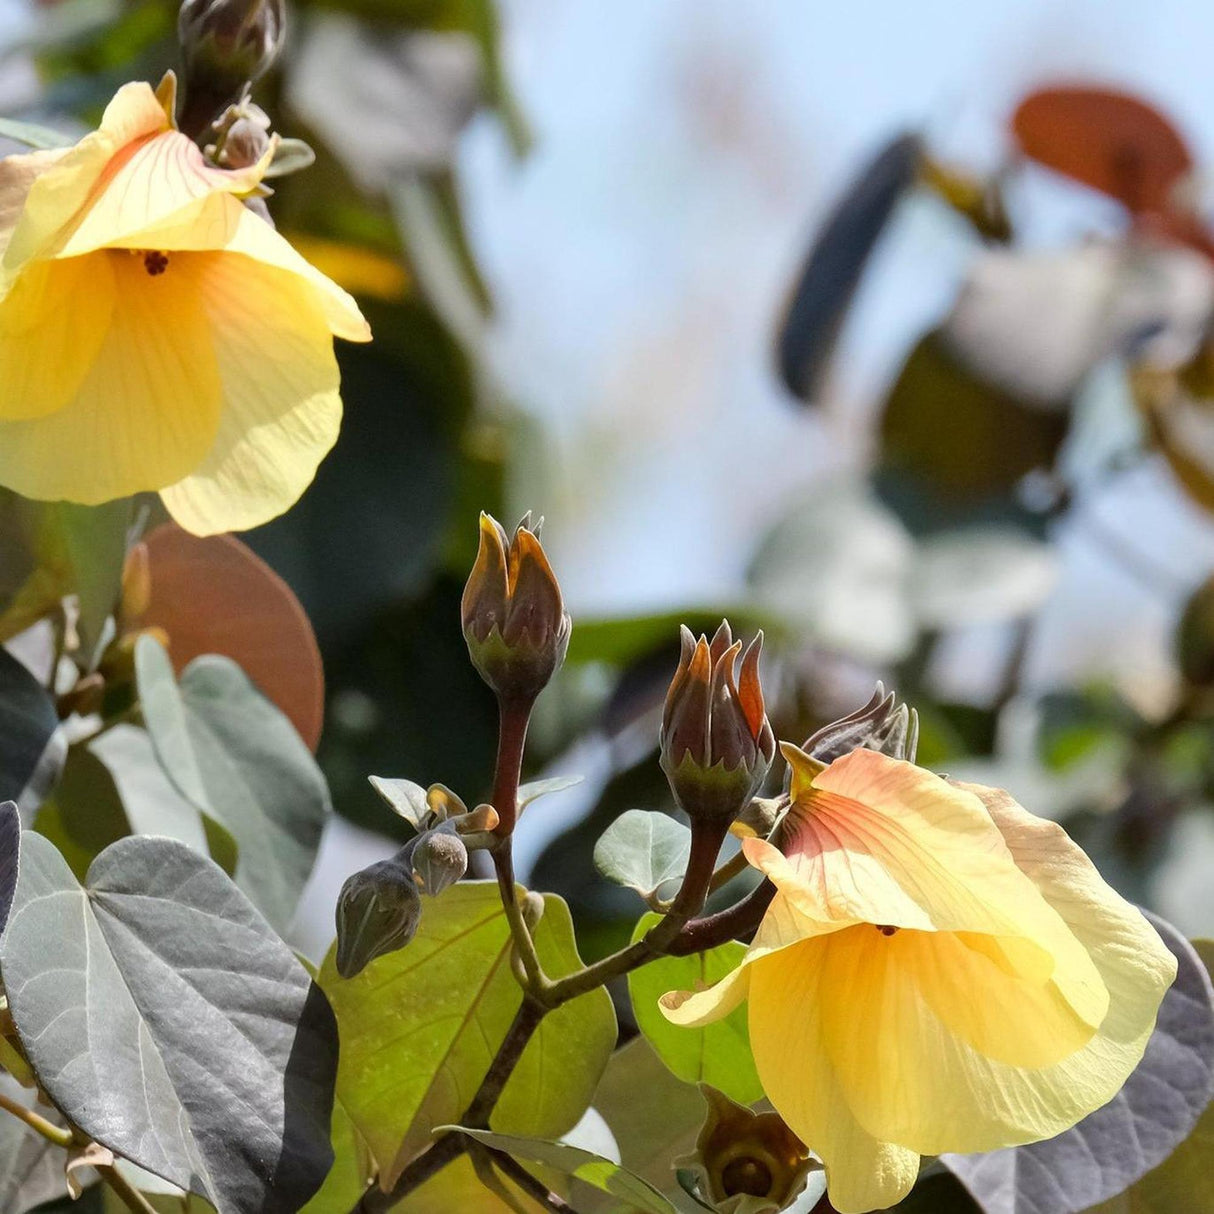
0;78;370;535
661;743;1177;1214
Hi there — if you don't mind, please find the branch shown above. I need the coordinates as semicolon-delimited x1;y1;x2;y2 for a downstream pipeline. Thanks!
96;1162;160;1214
489;1148;581;1213
0;1091;73;1148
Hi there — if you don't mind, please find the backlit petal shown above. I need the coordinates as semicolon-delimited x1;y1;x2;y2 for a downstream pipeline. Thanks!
2;82;170;273
55;130;270;259
0;148;68;262
0;249;221;501
659;958;751;1028
764;749;1108;1028
0;256;114;419
159;252;344;535
748;942;920;1213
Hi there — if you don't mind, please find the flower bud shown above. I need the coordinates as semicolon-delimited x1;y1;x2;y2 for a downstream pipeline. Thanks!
461;512;571;704
677;1086;817;1214
410;826;468;897
334;853;421;979
179;0;284;91
802;682;919;767
660;622;776;823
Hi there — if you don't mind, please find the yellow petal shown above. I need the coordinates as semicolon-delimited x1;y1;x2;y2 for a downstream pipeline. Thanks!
0;256;114;419
2;82;170;274
54;130;270;260
764;749;1108;1029
0;147;69;262
747;942;920;1213
102;194;370;343
0;248;222;502
659;959;751;1027
159;251;344;535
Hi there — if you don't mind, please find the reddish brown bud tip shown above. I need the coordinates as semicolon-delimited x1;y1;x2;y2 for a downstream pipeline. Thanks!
660;621;775;823
461;512;571;703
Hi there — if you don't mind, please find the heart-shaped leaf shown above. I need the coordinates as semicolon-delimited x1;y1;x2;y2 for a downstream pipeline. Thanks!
1079;941;1214;1213
626;913;762;1104
318;881;616;1187
0;648;62;812
594;810;691;902
137;636;330;933
0;832;338;1214
942;914;1214;1213
446;1127;678;1214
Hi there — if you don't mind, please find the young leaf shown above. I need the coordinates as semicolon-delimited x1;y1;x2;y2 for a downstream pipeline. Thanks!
943;915;1214;1213
140;525;326;750
368;776;430;828
626;913;763;1104
443;1127;678;1214
0;832;339;1214
317;881;616;1188
517;774;583;810
137;637;330;933
593;810;691;902
0;648;63;812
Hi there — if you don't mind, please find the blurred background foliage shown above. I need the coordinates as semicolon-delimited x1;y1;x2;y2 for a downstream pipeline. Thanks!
4;7;1214;1208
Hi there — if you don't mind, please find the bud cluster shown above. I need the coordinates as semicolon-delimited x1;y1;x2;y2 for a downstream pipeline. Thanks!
461;512;571;704
660;622;776;824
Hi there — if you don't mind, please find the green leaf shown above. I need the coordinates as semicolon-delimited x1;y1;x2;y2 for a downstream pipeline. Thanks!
50;500;133;667
137;636;330;933
593;811;690;902
517;774;583;810
297;1097;371;1214
317;881;616;1188
626;913;762;1104
444;1128;678;1214
0;832;339;1214
0;648;63;811
944;915;1214;1213
0;115;74;149
591;1036;706;1197
367;775;430;829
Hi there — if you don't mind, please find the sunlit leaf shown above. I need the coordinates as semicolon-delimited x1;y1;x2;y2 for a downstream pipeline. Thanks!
626;913;762;1104
447;1127;678;1214
318;881;616;1187
518;774;583;810
775;132;922;402
1;832;339;1214
593;811;690;902
1012;86;1192;214
137;636;330;933
944;915;1214;1213
140;524;325;750
0;648;62;812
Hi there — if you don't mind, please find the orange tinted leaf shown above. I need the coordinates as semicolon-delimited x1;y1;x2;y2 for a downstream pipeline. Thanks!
1012;86;1192;214
139;523;324;749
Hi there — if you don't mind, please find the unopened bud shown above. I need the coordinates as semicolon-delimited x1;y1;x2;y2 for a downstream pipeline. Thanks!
120;543;152;624
411;827;468;896
802;683;919;766
677;1086;817;1214
461;512;571;704
179;0;284;92
334;853;421;979
209;102;272;169
660;622;775;823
